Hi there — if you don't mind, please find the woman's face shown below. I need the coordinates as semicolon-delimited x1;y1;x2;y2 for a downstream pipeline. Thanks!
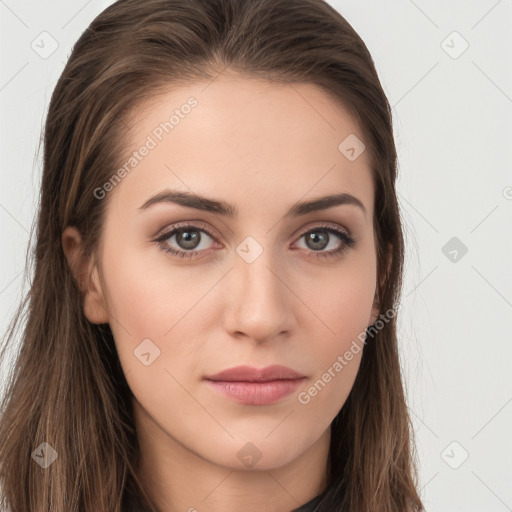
69;74;378;473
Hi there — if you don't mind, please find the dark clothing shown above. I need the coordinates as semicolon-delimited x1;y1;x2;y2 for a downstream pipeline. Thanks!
292;488;327;511
125;485;331;512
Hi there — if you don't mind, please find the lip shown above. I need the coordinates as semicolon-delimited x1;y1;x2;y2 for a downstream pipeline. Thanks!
204;365;306;406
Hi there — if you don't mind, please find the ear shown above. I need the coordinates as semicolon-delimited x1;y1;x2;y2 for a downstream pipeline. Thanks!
368;242;393;326
61;226;109;324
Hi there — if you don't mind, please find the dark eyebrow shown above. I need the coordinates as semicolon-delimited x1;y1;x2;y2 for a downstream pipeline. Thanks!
139;189;366;218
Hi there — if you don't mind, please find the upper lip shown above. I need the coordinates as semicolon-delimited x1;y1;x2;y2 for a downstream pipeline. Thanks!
205;365;305;382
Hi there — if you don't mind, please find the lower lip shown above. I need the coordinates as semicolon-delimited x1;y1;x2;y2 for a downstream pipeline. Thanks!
205;378;305;405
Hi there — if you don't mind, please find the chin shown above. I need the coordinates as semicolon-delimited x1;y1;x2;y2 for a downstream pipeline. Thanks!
202;433;312;472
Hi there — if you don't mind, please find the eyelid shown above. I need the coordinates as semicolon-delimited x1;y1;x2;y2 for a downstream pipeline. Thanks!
293;220;351;239
153;220;355;259
155;220;220;241
155;220;351;241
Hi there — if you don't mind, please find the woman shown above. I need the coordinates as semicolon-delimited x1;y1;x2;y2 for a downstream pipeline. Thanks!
0;0;424;510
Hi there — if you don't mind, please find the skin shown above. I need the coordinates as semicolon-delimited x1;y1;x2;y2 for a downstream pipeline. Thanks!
62;72;380;512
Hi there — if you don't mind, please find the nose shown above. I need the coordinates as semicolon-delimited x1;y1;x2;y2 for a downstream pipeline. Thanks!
222;246;295;344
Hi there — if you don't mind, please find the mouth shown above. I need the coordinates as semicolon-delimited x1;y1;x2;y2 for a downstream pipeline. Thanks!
204;365;306;405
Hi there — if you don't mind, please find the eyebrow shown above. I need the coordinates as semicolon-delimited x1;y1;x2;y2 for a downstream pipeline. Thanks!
139;189;367;218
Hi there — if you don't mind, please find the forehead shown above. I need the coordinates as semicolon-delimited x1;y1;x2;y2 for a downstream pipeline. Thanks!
110;74;374;218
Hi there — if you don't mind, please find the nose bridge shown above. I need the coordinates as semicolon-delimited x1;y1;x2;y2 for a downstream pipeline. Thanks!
225;234;292;340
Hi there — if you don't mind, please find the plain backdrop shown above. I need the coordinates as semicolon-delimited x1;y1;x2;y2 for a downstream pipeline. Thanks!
1;1;511;510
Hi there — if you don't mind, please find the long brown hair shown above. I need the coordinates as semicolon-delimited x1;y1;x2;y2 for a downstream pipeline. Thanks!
0;0;424;510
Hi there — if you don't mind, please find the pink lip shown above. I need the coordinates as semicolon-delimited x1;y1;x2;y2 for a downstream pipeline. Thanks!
204;365;306;405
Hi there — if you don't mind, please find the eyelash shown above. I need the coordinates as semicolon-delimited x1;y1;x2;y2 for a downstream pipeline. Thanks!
153;221;356;261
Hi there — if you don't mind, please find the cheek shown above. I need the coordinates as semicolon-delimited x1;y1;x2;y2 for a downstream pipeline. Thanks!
294;265;374;407
100;254;210;417
301;263;375;347
100;247;219;379
101;246;205;335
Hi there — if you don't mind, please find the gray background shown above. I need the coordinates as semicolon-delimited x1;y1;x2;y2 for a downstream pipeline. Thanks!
1;0;511;510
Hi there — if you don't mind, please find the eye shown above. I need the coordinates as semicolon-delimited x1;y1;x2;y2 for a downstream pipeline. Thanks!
153;222;356;260
153;222;218;260
293;223;356;260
